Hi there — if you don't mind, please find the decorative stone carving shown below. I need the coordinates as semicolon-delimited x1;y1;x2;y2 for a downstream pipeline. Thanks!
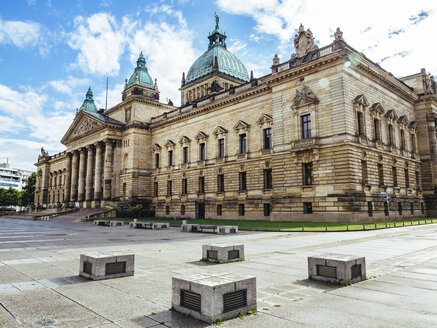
257;114;273;126
273;54;280;65
152;143;161;152
424;73;436;95
179;136;191;144
334;27;344;41
195;131;209;141
292;85;319;108
213;126;228;137
233;120;251;132
165;140;176;149
209;79;223;93
291;24;319;59
71;117;101;140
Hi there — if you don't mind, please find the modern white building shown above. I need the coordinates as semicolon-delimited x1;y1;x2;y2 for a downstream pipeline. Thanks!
0;160;33;191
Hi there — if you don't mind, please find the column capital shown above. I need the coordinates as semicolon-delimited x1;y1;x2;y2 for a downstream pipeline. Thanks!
86;144;94;151
94;141;103;149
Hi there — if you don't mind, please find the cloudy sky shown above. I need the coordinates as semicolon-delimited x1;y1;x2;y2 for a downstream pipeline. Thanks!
0;0;436;171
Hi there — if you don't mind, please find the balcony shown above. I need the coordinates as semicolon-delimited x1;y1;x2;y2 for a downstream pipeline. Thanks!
291;137;319;151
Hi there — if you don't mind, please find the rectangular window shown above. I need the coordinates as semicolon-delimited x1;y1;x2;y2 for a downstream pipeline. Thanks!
411;134;416;153
410;202;414;214
388;124;394;146
154;182;158;197
168;150;173;166
357;112;364;136
217;174;224;192
167;180;172;196
181;205;185;215
392;166;398;187
415;171;420;188
217;204;222;216
373;118;380;141
182;178;187;194
218;138;225;157
303;202;312;214
384;202;389;216
239;134;247;153
183;147;189;164
239;172;247;191
155;153;160;168
264;203;271;216
238;204;245;216
400;130;405;150
405;168;409;188
398;203;403;215
301;114;311;139
367;201;373;217
303;163;313;186
263;128;272;149
165;206;170;215
199;143;206;161
378;164;384;187
198;176;205;193
361;160;368;184
264;168;272;189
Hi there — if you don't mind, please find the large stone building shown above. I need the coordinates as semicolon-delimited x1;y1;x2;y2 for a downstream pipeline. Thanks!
34;19;437;222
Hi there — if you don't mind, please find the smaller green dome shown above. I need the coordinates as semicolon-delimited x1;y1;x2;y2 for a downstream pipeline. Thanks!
79;87;98;113
127;52;154;88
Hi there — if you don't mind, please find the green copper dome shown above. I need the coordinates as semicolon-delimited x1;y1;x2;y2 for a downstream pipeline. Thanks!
127;52;154;88
79;87;98;113
185;15;249;85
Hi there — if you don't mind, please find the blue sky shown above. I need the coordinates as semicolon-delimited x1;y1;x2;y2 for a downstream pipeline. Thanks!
0;0;436;170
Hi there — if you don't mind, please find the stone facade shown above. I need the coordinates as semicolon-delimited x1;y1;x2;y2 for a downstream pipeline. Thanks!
34;24;437;222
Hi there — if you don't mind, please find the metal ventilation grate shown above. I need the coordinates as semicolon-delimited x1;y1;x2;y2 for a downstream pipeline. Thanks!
230;228;236;233
351;264;362;279
105;261;126;275
317;265;337;279
223;289;247;313
228;250;240;260
181;290;201;312
83;261;92;275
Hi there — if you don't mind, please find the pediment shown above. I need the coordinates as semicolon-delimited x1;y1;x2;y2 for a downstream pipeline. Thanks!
292;85;319;108
195;131;209;140
353;94;369;107
179;136;191;144
234;120;251;131
165;140;176;148
212;126;228;137
257;114;273;126
398;115;409;126
384;109;398;120
409;121;417;130
370;102;384;114
61;112;105;144
152;143;161;152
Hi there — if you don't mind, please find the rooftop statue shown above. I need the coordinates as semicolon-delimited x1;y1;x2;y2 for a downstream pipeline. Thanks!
291;24;318;59
424;73;436;95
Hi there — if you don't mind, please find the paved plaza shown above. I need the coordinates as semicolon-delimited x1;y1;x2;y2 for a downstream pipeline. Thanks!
0;218;436;327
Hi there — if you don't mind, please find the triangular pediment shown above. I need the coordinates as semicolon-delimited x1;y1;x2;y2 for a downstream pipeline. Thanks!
195;131;209;140
353;94;369;107
409;121;417;130
398;115;409;126
152;143;161;152
212;126;228;137
61;111;105;145
165;140;176;148
370;102;384;114
234;120;251;131
257;114;273;126
384;109;398;120
179;136;191;144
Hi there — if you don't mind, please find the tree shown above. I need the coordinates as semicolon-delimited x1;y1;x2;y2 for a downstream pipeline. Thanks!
0;187;20;208
21;172;36;207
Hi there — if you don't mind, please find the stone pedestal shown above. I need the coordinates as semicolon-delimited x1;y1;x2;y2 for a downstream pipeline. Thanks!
202;244;244;263
79;252;134;280
308;254;366;284
172;272;256;323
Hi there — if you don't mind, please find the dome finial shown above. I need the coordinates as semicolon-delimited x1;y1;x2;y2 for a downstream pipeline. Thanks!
137;52;146;69
79;87;98;113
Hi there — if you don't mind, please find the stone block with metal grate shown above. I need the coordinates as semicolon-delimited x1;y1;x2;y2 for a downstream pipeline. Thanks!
172;272;256;323
93;220;111;226
109;220;124;227
308;254;366;284
181;224;238;234
79;252;134;280
202;244;244;263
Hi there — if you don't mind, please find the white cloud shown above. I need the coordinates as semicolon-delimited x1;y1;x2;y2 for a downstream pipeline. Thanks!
68;13;137;76
129;20;197;106
95;82;124;110
216;0;437;76
49;76;90;94
0;18;41;48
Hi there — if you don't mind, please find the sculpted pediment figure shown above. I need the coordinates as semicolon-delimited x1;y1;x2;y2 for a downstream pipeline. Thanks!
291;24;319;59
62;113;104;144
291;85;319;108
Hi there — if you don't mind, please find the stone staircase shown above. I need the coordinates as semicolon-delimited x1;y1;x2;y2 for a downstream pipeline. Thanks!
50;208;115;222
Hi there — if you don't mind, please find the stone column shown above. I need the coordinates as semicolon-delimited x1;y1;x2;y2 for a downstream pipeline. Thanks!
85;145;95;201
94;142;103;201
78;148;86;202
70;151;79;202
64;153;72;204
103;139;113;200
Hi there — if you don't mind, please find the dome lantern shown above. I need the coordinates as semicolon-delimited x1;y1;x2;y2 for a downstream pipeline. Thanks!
79;87;98;113
127;52;154;88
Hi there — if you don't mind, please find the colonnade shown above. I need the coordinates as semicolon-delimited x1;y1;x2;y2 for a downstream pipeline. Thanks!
66;139;115;204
